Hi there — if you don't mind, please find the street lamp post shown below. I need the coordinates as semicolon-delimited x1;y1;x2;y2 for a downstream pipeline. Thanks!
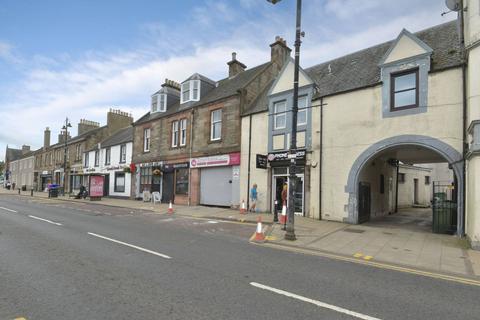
268;0;303;241
62;118;72;196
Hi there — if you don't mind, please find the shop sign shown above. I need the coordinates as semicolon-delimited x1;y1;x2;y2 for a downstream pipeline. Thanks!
256;154;268;169
267;149;306;163
190;152;240;168
89;175;104;197
163;162;189;171
232;167;240;180
42;171;49;175
139;161;163;168
85;168;98;173
106;165;128;171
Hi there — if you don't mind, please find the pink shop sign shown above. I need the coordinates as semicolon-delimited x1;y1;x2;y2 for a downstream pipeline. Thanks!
190;152;240;168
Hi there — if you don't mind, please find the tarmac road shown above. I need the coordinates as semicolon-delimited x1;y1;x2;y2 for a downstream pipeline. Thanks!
0;195;479;320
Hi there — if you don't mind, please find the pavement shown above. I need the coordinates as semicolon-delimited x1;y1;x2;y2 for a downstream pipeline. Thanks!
3;188;480;280
1;193;480;320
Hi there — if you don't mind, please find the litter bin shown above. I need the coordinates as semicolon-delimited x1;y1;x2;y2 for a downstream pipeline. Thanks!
48;184;59;198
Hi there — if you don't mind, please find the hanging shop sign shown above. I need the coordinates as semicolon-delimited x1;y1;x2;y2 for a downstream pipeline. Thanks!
190;152;240;168
267;149;306;163
256;154;268;169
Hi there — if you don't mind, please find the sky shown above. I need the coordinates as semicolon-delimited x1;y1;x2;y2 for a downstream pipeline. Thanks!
0;0;455;160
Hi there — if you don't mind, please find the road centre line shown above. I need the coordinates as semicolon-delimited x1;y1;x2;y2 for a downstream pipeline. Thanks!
0;206;17;213
87;232;172;259
250;282;382;320
28;215;62;226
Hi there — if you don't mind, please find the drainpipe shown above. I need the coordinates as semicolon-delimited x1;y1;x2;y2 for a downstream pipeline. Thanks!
460;0;467;237
246;114;252;210
395;161;399;213
319;97;324;220
188;109;195;206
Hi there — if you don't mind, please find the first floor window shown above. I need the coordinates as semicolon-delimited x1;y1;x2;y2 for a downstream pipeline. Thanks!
84;153;89;167
297;95;308;126
105;147;111;165
211;109;222;141
172;121;179;147
175;168;189;195
94;150;99;167
119;144;126;163
180;119;187;146
391;68;418;110
273;100;286;129
114;172;125;193
144;128;151;152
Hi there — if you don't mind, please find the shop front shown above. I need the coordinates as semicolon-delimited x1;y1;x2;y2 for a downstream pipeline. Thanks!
161;162;189;204
268;149;307;216
104;164;131;198
137;161;163;199
40;171;52;191
190;152;240;208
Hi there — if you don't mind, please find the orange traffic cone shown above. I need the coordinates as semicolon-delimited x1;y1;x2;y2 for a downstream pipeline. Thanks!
240;200;246;214
168;201;174;214
253;216;265;242
279;204;287;224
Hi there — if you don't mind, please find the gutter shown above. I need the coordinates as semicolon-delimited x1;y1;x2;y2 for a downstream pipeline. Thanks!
319;97;323;220
460;1;467;237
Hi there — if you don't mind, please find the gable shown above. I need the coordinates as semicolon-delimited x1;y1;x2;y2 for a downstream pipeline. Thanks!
381;29;433;65
270;59;314;95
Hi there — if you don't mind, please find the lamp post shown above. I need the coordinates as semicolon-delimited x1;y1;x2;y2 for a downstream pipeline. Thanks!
268;0;302;240
62;118;72;196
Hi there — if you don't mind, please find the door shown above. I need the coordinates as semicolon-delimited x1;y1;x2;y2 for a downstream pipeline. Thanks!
358;182;371;223
274;177;287;211
294;177;304;216
162;172;174;203
103;174;109;196
200;167;232;206
152;174;161;192
414;178;419;205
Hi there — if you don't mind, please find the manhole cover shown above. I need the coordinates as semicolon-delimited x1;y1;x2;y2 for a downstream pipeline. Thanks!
343;228;365;234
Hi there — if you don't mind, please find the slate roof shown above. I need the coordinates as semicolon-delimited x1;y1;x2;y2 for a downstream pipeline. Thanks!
47;125;107;149
242;79;275;116
101;126;133;148
135;62;271;125
5;147;23;162
306;21;462;99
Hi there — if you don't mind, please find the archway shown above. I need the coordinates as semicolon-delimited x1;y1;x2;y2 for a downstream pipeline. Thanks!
345;135;464;236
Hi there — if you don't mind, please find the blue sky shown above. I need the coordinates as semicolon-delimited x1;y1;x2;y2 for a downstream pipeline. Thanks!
0;0;454;160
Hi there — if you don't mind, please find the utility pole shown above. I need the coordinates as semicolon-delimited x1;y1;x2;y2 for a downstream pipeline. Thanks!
268;0;303;240
62;118;72;196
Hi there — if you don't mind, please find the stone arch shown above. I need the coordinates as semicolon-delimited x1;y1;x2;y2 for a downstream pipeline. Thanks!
345;135;464;236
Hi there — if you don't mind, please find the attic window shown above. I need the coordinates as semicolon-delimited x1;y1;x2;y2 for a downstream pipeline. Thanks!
181;80;200;104
390;68;418;111
151;94;167;113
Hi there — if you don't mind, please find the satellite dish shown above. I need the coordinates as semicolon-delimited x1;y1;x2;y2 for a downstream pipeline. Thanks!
445;0;461;11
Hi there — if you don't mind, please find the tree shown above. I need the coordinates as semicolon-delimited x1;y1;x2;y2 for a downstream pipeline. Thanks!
0;161;4;175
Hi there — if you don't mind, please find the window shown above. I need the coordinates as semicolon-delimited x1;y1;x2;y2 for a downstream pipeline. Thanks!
391;69;418;110
140;167;152;191
274;100;287;130
151;95;158;113
181;80;200;103
211;109;222;141
425;176;430;185
114;172;125;193
120;144;127;163
94;150;99;167
172;121;179;147
143;128;151;152
180;119;187;146
380;174;385;194
297;95;308;126
105;147;111;165
84;153;89;167
398;173;405;183
175;168;188;195
159;94;166;112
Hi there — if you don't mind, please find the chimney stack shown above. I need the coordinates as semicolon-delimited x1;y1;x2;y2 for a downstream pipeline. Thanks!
270;36;291;72
227;52;247;78
58;132;71;144
78;119;100;135
44;127;51;149
161;78;181;91
107;108;133;134
21;145;30;154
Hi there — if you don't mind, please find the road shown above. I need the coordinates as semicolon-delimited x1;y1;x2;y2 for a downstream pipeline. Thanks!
0;195;479;320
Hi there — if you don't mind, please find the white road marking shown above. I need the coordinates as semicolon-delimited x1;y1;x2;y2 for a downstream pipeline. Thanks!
0;207;17;213
28;215;62;226
87;232;172;259
250;282;382;320
207;220;219;224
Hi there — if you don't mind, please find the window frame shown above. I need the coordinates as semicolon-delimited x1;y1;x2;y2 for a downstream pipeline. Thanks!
119;144;127;163
171;120;179;147
180;119;187;146
143;128;151;152
84;153;89;167
273;100;287;130
398;173;406;183
425;176;430;185
210;109;222;141
114;172;126;193
94;150;99;167
297;95;308;126
390;68;419;111
159;94;167;112
180;80;201;104
105;147;111;165
151;94;158;113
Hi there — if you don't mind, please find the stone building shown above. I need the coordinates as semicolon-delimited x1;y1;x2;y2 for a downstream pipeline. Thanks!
8;145;34;190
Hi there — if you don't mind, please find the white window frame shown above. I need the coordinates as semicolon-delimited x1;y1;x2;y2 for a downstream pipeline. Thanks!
297;95;308;126
172;121;179;147
210;109;222;141
273;100;287;130
159;94;167;112
180;80;200;104
105;147;111;165
120;144;127;163
151;94;158;113
180;119;187;146
84;153;89;167
143;128;150;152
94;150;99;167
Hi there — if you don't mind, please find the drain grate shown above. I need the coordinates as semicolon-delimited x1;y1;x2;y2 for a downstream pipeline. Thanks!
343;228;365;234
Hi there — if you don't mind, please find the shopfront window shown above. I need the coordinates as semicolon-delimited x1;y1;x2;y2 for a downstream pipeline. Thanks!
175;168;188;195
114;172;125;192
140;167;152;191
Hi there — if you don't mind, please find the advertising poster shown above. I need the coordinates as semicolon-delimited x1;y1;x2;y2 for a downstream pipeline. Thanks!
89;175;104;197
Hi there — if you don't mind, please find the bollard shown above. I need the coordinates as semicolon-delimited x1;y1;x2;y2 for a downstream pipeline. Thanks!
273;200;279;223
18;188;20;195
31;188;34;197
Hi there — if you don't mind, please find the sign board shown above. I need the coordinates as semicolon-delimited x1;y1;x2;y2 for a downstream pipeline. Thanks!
190;152;240;168
163;162;189;172
89;175;104;197
256;154;268;169
267;149;306;163
232;167;240;180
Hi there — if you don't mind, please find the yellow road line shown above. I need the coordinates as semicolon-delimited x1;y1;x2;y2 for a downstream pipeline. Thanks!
364;256;373;261
353;253;363;258
256;242;480;287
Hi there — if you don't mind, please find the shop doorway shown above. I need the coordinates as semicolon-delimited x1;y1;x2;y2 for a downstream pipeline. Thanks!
162;172;174;203
103;174;109;196
272;167;304;216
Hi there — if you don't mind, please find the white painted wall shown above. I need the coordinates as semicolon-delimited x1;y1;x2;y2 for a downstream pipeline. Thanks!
10;156;35;189
398;164;432;208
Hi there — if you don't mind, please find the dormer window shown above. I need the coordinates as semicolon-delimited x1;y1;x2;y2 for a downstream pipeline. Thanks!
151;94;167;113
181;80;200;104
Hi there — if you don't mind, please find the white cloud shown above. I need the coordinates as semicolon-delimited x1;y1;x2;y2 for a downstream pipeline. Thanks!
0;40;21;64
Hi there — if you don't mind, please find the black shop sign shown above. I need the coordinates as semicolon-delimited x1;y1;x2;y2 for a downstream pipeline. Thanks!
267;149;306;163
256;154;268;169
